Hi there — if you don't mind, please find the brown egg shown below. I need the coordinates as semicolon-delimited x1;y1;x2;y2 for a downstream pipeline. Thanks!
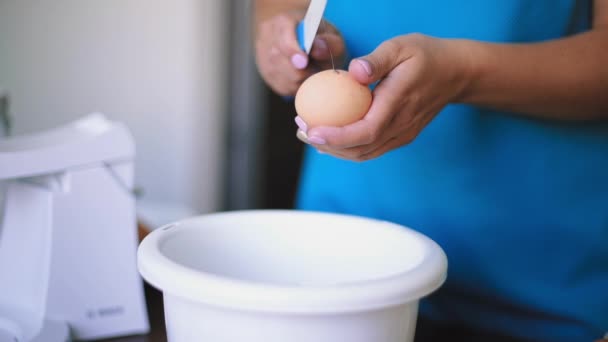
295;69;372;127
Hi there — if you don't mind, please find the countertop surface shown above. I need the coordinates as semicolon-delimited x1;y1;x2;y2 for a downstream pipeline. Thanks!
90;284;608;342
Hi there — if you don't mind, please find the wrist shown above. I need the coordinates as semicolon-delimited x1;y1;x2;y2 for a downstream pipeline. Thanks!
444;38;486;104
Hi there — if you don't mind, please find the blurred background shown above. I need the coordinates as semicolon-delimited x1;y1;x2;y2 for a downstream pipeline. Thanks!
0;0;304;229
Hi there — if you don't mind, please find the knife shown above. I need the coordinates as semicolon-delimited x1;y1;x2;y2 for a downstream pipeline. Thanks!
296;0;328;54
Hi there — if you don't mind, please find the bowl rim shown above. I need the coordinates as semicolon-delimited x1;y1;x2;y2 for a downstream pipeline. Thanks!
137;209;448;314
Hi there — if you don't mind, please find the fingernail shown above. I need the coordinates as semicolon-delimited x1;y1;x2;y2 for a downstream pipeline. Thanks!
296;129;309;143
294;116;308;132
291;54;308;69
356;59;372;76
308;135;326;145
313;38;328;52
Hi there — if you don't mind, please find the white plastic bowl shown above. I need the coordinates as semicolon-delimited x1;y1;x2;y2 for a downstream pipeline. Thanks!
137;210;447;342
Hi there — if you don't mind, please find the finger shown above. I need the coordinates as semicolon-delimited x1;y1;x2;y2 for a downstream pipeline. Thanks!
295;116;308;133
335;134;411;163
281;63;311;84
296;129;309;143
346;130;397;158
357;136;405;161
309;37;329;60
312;126;395;161
274;15;309;69
295;129;329;157
268;48;300;76
275;14;304;55
316;19;339;35
312;144;357;161
267;55;312;92
355;111;434;160
267;64;308;96
359;109;436;160
268;79;299;97
290;53;309;70
348;39;407;85
309;118;395;158
310;33;346;64
304;109;386;149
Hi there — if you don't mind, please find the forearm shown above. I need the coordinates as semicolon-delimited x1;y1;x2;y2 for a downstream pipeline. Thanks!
456;28;608;121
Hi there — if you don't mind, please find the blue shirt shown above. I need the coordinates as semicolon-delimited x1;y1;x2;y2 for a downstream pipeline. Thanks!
295;1;608;341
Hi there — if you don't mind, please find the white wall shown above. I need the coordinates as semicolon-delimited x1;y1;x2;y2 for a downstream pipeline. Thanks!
0;0;231;225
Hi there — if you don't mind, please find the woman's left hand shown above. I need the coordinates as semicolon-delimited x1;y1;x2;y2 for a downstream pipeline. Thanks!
297;33;473;161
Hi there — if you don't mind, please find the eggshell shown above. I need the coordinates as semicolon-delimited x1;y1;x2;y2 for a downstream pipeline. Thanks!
295;69;372;127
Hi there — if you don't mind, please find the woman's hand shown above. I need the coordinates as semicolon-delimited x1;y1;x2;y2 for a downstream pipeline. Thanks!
297;33;473;161
255;11;346;97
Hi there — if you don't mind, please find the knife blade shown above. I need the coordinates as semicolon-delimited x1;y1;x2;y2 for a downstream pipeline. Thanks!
296;0;328;54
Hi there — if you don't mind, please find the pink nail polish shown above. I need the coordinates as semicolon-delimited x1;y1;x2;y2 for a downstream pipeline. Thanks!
356;59;372;76
308;135;326;145
294;116;308;132
296;129;309;143
291;54;308;69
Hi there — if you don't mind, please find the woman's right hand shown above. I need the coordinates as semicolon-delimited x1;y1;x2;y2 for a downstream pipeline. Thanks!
255;10;346;96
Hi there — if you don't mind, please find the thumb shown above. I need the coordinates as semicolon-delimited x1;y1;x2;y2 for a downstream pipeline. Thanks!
348;40;402;85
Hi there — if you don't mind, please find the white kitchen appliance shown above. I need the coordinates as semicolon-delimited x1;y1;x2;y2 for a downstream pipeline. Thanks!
0;113;149;341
